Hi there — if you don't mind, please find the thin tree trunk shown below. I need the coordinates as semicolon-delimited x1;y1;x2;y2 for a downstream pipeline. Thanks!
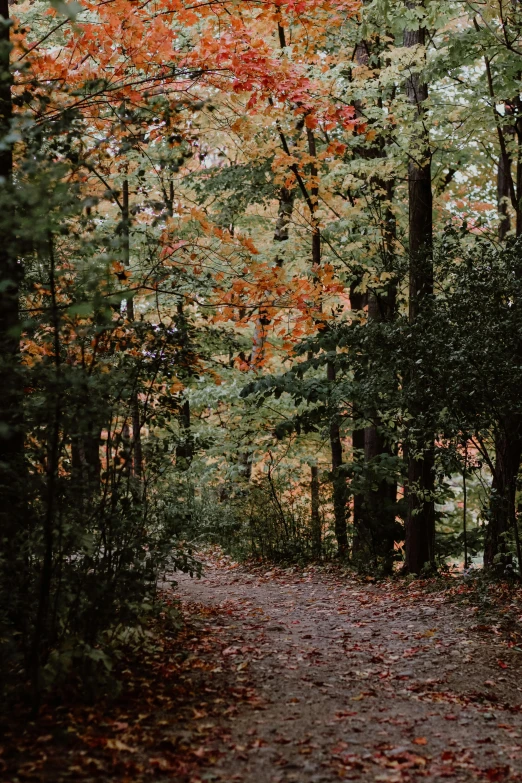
327;360;349;556
349;283;368;556
176;397;193;468
274;186;294;266
348;34;398;567
351;426;367;555
305;125;348;556
251;186;294;367
403;9;435;574
122;178;143;479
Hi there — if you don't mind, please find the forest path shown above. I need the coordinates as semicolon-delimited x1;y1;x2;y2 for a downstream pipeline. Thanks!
175;556;522;782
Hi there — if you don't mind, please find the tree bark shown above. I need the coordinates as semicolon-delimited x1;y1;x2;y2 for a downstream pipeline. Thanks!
485;90;522;567
251;186;294;367
348;34;399;567
0;0;24;561
122;178;143;479
484;425;522;568
403;11;436;574
498;145;512;241
305;125;348;556
349;284;368;556
327;360;349;556
175;397;193;468
310;465;321;558
175;303;193;469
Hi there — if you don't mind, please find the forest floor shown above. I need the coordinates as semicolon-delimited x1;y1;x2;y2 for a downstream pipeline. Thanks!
4;554;522;783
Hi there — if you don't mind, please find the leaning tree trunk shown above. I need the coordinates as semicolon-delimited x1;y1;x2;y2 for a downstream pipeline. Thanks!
403;10;435;574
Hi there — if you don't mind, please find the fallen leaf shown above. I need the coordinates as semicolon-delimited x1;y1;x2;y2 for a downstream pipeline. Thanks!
105;739;136;752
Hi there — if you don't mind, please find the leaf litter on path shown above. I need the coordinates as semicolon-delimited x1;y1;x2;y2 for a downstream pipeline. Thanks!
174;556;522;782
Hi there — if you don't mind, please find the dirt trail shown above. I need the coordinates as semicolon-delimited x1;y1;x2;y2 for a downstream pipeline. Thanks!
175;558;522;782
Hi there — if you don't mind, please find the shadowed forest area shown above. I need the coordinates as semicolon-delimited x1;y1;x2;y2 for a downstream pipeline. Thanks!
4;0;522;779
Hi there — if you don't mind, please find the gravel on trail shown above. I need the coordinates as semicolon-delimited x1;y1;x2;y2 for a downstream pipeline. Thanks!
175;557;522;782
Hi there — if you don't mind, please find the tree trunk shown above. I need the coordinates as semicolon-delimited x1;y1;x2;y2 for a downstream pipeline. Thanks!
349;283;368;556
175;302;193;470
364;295;398;571
305;125;349;556
0;0;23;543
403;11;435;574
484;423;522;568
362;184;398;568
251;186;294;366
485;95;522;568
310;465;321;558
175;397;193;468
351;426;367;556
328;360;349;556
348;34;398;567
274;186;294;266
71;422;101;494
122;179;143;480
498;147;512;241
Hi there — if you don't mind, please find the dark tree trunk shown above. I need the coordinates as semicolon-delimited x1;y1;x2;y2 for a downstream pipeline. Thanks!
175;397;193;468
486;96;522;568
364;294;398;571
403;12;435;574
274;186;294;266
351;426;367;556
72;425;101;494
0;0;24;553
362;186;398;569
328;360;349;556
175;301;193;470
310;465;321;558
350;282;368;556
498;148;512;241
485;423;522;568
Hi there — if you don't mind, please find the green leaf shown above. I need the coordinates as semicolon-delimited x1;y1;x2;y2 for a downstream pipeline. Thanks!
49;0;83;20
